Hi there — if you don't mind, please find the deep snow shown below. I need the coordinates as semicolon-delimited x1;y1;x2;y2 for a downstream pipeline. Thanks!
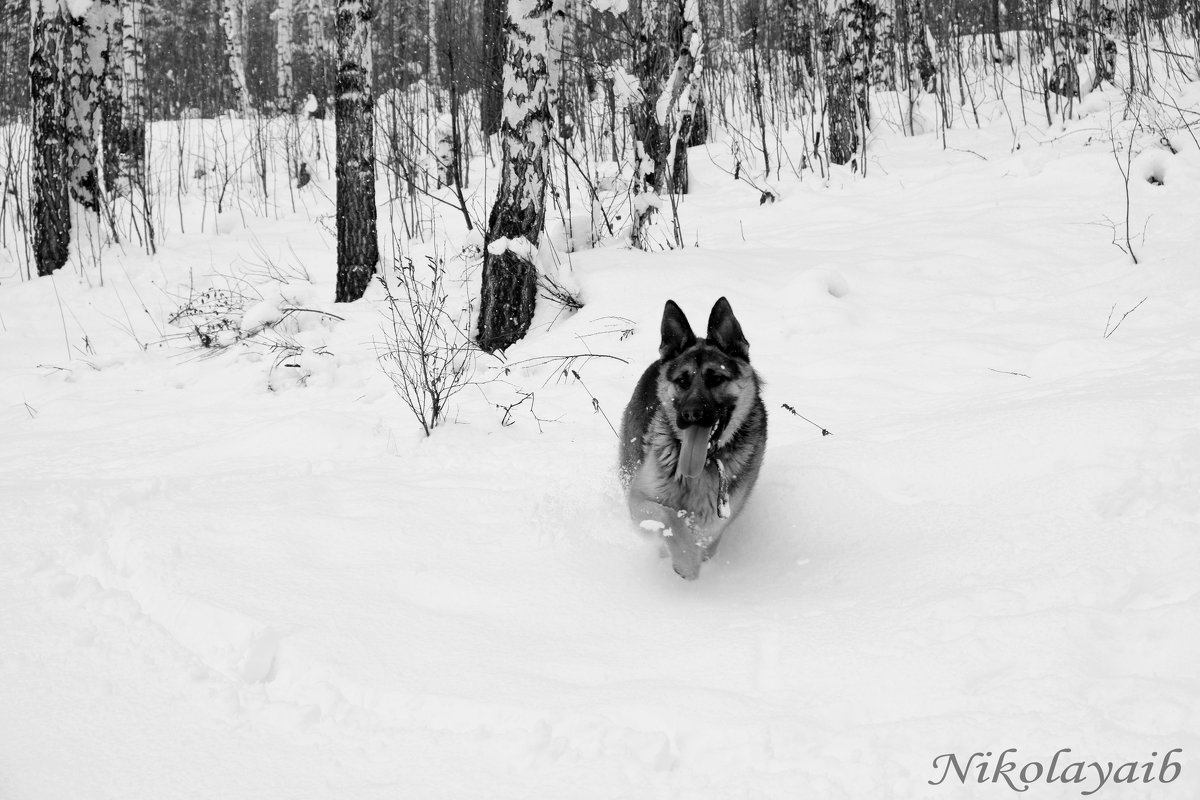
2;81;1199;798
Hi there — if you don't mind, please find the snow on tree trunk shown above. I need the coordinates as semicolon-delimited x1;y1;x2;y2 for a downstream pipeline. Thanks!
66;0;112;214
628;0;698;244
221;0;252;114
273;0;294;111
333;0;378;303
821;0;876;167
476;0;565;353
628;0;672;243
30;0;72;276
659;0;702;195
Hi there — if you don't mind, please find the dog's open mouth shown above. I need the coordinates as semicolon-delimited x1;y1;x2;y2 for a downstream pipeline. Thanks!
676;424;715;481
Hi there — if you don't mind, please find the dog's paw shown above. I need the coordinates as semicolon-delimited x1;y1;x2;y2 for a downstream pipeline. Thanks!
672;562;701;581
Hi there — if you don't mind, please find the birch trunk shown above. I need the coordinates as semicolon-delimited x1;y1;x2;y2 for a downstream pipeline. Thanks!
30;0;72;275
333;0;378;302
427;0;439;87
476;0;564;353
660;0;702;194
66;0;112;213
273;0;294;110
221;0;252;114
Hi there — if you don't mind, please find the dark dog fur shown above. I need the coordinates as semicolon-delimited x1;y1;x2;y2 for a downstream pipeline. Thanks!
619;297;767;579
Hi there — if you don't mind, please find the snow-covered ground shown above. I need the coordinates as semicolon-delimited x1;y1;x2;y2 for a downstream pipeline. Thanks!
2;83;1199;797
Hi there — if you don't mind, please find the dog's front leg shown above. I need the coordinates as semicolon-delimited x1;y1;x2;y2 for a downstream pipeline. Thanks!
664;530;705;580
629;497;703;580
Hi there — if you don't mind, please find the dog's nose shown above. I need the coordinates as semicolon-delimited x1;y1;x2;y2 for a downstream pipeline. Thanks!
680;405;706;425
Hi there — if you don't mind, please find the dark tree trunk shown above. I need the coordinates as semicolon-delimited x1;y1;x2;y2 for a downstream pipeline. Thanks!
990;0;1003;57
334;0;379;303
476;0;561;353
687;91;708;147
100;1;123;191
480;0;505;136
31;0;72;276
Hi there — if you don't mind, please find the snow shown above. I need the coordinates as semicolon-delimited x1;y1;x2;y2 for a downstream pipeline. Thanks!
2;69;1200;799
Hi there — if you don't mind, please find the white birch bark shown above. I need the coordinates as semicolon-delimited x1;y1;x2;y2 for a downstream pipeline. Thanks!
273;0;294;110
66;0;113;212
221;0;252;114
119;0;145;174
476;0;566;352
427;0;439;87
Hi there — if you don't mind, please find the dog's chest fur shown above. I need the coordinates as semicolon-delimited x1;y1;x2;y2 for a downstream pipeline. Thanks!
631;399;763;532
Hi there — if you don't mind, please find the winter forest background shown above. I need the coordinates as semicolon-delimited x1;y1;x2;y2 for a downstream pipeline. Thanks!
6;0;1200;331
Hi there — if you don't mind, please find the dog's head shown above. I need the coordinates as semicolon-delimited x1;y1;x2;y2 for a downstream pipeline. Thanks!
656;297;756;477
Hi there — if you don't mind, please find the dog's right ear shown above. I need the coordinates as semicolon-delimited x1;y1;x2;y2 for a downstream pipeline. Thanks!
659;300;696;360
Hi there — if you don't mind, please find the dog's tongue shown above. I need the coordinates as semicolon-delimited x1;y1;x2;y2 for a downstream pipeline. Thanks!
677;426;710;480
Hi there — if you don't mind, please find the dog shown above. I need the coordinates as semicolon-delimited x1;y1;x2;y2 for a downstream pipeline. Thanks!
619;297;767;580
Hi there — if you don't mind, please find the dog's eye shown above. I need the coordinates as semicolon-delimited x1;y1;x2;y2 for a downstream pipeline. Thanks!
673;372;692;387
705;371;729;388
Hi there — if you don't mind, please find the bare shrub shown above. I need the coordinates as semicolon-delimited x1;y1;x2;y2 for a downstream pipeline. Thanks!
377;256;476;436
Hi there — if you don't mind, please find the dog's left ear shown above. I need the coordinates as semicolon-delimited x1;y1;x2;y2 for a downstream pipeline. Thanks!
706;297;749;360
660;299;697;360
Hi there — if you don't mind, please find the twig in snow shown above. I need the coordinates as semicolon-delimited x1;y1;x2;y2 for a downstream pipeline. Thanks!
1103;297;1148;339
571;370;619;439
988;368;1031;378
781;404;833;436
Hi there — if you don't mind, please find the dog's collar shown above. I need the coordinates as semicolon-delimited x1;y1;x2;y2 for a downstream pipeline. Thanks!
716;458;731;518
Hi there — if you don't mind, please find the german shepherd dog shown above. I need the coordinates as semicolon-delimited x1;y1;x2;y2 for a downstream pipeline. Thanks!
619;298;767;580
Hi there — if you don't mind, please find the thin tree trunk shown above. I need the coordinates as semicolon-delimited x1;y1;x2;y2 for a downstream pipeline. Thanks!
427;0;439;87
334;0;378;302
120;0;146;177
274;0;294;110
100;0;122;189
477;0;564;352
30;0;72;276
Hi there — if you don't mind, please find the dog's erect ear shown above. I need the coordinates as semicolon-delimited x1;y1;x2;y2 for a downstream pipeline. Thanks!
706;297;749;360
659;300;696;360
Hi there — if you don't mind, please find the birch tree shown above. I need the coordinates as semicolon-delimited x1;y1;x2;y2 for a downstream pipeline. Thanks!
66;0;112;213
476;0;565;352
629;0;701;243
30;0;71;276
221;0;252;114
273;0;294;110
427;0;439;87
658;0;702;194
333;0;378;302
822;0;877;166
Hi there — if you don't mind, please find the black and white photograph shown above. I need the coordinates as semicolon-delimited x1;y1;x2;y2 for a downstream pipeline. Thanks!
0;0;1197;794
